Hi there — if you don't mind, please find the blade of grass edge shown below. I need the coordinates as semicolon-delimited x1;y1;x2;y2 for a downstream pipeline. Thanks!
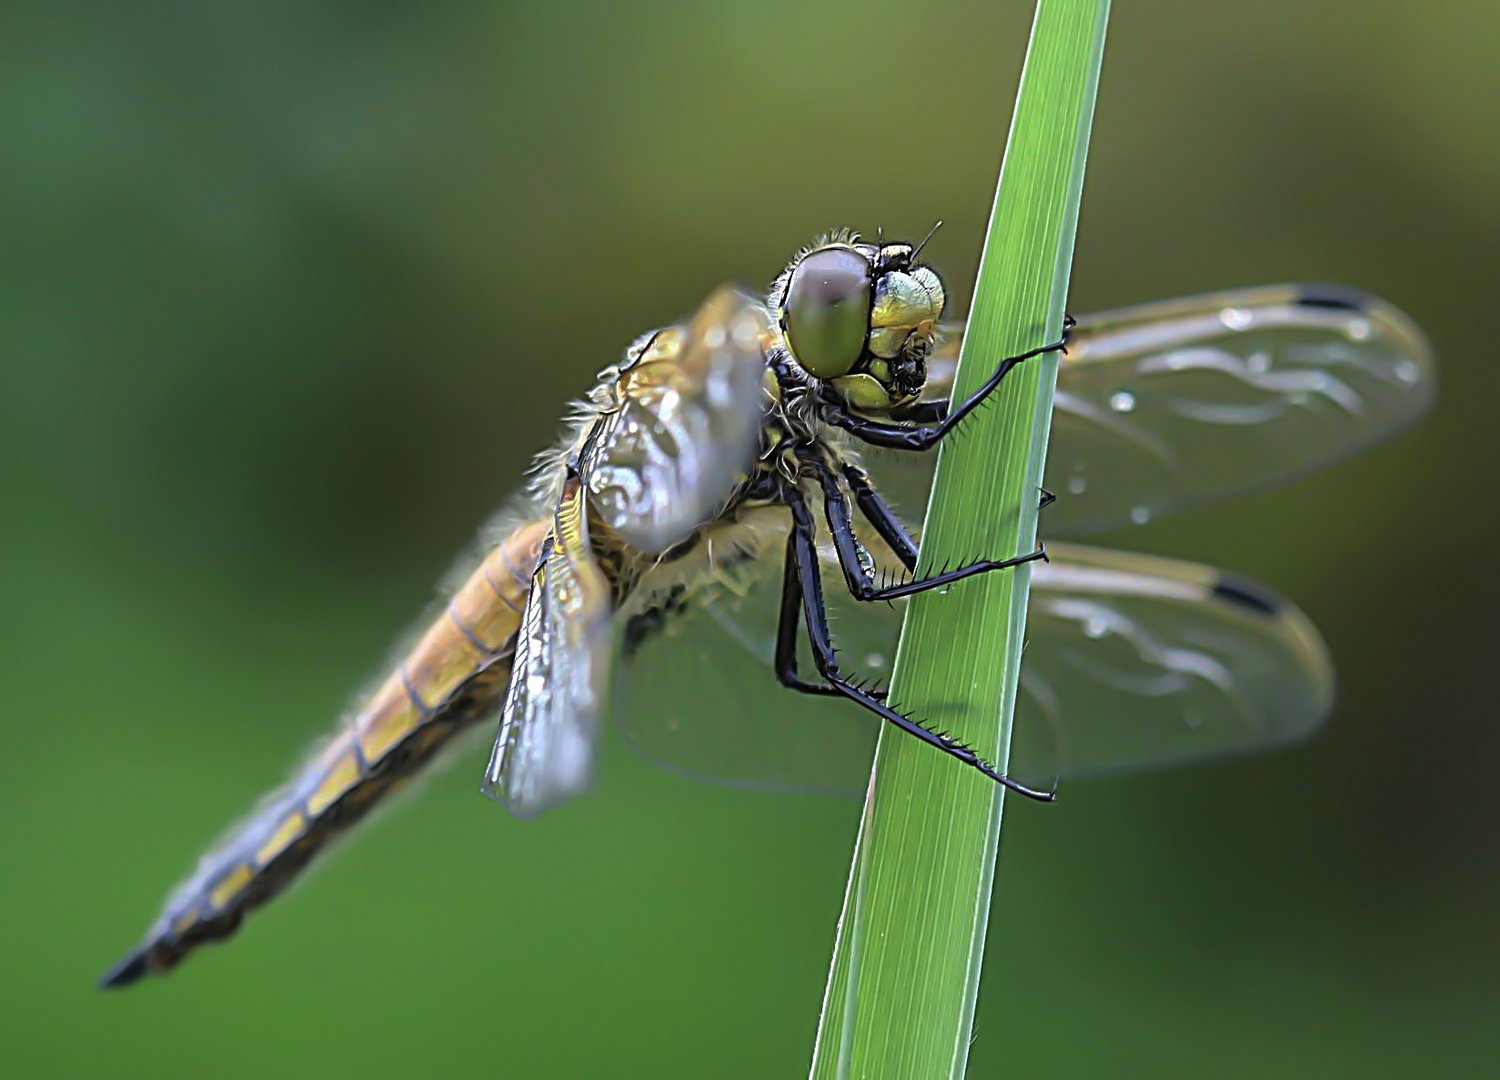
809;3;1110;1076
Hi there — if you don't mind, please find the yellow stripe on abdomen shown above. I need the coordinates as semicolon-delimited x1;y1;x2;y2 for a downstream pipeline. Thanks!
101;519;548;988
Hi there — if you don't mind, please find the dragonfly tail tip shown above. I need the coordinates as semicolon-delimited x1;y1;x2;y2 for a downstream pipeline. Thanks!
98;948;150;990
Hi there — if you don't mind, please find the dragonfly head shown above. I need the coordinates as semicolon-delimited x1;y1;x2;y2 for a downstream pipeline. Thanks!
772;233;946;412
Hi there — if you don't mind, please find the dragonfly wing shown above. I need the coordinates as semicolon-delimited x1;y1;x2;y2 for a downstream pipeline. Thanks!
614;528;1332;793
869;284;1435;535
1003;543;1334;784
483;475;615;815
583;286;772;553
611;507;884;797
614;570;882;798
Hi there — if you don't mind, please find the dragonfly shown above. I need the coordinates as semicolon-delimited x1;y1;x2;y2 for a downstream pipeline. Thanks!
101;230;1435;987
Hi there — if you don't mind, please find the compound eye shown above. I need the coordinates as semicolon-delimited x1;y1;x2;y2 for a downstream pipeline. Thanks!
783;246;871;379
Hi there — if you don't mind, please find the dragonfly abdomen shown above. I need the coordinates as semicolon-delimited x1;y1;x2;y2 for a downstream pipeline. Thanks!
101;519;548;987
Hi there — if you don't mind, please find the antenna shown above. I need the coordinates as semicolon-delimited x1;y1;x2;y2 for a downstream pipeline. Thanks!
911;219;943;261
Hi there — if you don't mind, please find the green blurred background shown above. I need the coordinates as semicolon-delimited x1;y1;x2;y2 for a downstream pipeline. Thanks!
3;2;1496;1076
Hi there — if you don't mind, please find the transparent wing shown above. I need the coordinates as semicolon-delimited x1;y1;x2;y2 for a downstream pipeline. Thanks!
868;283;1436;535
613;537;1333;794
613;521;881;797
989;544;1331;784
482;476;614;816
582;286;772;553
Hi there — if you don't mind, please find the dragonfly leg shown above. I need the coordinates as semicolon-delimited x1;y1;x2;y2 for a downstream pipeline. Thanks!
801;449;1047;603
773;524;844;698
778;482;1055;801
838;461;918;570
819;329;1069;451
892;398;948;424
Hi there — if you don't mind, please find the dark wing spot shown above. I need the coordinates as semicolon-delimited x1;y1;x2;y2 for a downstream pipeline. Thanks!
1294;283;1373;313
1212;575;1281;617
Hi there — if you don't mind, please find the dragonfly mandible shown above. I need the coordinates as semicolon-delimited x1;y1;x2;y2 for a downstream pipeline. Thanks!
101;230;1434;987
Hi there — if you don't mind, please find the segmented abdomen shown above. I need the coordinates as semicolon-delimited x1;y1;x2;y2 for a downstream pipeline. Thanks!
101;519;549;987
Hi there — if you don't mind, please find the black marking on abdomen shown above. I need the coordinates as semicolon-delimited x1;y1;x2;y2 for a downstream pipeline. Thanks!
447;603;504;656
400;663;435;715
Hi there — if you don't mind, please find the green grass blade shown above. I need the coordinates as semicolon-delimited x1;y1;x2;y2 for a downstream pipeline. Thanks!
809;2;1110;1076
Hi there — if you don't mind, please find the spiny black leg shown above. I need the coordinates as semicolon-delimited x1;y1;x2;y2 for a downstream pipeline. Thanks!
840;463;918;571
820;331;1069;451
846;457;1052;566
849;464;1055;562
894;398;948;425
801;450;1046;603
774;527;842;698
893;317;1077;428
857;546;1047;601
891;330;1067;444
781;483;1055;801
